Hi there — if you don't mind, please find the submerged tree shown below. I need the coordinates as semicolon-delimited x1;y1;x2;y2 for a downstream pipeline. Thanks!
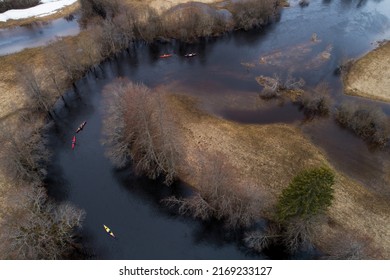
297;82;332;117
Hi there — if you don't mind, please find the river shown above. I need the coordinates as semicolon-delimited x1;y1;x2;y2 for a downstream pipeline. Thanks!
0;13;79;56
7;0;389;259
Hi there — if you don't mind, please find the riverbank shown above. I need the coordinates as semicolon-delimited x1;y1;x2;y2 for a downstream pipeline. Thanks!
0;1;79;29
343;41;390;103
166;93;390;258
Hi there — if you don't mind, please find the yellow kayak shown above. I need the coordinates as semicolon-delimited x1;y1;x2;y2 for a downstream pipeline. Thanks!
103;224;116;238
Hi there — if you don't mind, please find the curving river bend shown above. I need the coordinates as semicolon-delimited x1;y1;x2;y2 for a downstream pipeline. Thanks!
3;0;389;259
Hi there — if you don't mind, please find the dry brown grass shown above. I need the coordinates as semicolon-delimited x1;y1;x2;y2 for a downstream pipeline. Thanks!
344;41;390;103
0;1;80;29
147;0;220;12
0;32;91;120
0;47;45;119
166;93;390;258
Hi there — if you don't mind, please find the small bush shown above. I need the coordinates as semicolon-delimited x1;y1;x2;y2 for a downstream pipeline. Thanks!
277;167;335;222
230;0;278;30
335;103;390;147
299;92;330;116
256;74;305;100
297;83;332;117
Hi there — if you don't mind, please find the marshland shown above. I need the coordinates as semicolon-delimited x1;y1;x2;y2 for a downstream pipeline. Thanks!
0;0;389;259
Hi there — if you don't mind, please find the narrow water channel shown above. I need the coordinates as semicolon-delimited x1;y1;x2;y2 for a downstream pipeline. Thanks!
0;14;80;56
42;0;390;259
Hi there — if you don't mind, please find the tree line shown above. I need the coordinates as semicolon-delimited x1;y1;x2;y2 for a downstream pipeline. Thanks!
0;118;85;259
79;0;281;42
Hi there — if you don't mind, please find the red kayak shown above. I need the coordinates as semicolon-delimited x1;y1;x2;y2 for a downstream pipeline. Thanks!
71;136;76;150
159;54;172;58
76;121;87;133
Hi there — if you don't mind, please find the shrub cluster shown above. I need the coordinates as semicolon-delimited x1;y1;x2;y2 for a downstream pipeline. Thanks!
0;118;85;259
164;152;258;228
102;78;178;185
256;74;305;99
335;103;390;147
231;0;277;30
297;83;332;117
79;0;280;42
298;92;331;117
0;186;85;259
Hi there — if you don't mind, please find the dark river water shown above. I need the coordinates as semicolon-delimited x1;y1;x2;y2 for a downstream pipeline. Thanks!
37;0;390;259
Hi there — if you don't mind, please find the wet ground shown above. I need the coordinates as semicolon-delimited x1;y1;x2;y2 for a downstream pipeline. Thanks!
7;0;390;259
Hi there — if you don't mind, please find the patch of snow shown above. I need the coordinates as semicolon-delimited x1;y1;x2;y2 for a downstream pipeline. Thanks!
0;0;77;22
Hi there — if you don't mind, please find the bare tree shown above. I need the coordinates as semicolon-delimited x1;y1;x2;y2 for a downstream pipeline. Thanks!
77;28;103;70
48;39;85;83
164;152;258;228
113;12;135;49
102;78;178;185
283;74;305;91
297;82;332;117
335;102;390;148
231;0;277;30
102;78;134;167
243;223;281;252
163;193;214;220
0;186;85;259
16;64;55;118
0;120;51;186
282;216;319;253
132;6;162;43
256;73;305;99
